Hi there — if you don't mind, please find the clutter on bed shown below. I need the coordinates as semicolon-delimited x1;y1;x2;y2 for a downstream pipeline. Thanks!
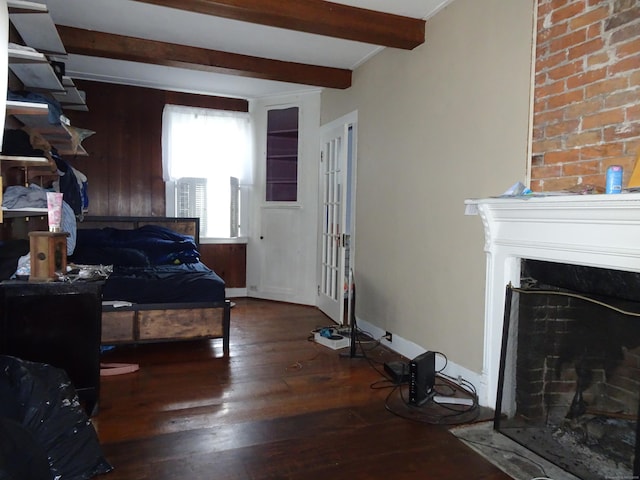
71;216;231;354
70;223;225;303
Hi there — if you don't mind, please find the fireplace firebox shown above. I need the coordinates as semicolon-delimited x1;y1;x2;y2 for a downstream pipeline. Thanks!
495;260;640;479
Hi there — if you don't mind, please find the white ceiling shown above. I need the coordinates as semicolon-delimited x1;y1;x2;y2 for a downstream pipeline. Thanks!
39;0;452;100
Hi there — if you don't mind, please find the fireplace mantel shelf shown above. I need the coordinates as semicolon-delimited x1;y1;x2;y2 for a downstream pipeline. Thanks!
464;192;640;408
466;192;640;216
465;192;640;270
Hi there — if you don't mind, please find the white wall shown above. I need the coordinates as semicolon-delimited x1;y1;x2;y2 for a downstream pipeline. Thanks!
321;0;535;389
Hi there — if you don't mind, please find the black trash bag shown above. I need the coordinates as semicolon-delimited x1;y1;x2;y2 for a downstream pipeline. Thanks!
0;356;113;480
0;417;52;480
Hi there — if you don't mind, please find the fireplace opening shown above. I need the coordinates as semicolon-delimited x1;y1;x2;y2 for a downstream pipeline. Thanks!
495;259;640;480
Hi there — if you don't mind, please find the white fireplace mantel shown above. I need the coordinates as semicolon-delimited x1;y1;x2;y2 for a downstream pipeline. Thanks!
465;193;640;408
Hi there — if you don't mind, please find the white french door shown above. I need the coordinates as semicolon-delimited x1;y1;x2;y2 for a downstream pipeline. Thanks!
317;113;357;324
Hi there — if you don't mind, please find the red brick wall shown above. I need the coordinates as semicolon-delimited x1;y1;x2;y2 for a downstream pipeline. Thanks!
517;293;639;420
532;0;640;192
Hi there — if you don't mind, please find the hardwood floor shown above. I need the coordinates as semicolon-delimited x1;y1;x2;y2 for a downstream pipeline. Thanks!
95;298;511;480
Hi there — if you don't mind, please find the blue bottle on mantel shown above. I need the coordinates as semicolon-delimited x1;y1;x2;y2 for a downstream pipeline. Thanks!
606;165;623;194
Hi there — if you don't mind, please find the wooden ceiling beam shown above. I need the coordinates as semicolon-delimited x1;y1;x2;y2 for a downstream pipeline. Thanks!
57;26;352;89
133;0;425;50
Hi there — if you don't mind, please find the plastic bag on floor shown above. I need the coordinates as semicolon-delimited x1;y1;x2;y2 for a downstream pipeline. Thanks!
0;356;113;480
0;417;51;480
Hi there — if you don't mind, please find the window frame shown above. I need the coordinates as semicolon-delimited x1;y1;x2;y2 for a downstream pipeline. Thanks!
162;104;252;240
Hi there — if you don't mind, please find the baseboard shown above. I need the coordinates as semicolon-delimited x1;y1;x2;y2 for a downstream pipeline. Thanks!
355;316;486;406
225;287;246;298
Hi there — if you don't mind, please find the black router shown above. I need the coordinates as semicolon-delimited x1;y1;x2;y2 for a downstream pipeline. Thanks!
409;351;436;406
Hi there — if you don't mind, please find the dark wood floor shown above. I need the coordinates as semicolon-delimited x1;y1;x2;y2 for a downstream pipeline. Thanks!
96;298;511;480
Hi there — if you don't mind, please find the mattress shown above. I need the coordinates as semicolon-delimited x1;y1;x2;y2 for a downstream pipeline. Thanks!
102;263;226;304
69;224;226;304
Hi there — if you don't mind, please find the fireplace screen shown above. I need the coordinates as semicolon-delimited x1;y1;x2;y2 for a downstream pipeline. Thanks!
495;260;640;480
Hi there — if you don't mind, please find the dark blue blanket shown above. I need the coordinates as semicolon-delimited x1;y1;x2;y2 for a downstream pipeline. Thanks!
70;225;225;304
103;263;225;303
72;225;200;266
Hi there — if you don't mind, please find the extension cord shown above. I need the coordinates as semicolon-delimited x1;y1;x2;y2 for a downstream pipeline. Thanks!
313;331;350;350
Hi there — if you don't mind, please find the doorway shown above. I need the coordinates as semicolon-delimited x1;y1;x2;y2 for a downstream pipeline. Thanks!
246;92;321;306
317;112;357;325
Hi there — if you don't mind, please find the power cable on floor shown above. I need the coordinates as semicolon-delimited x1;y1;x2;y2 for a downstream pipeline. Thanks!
351;334;481;425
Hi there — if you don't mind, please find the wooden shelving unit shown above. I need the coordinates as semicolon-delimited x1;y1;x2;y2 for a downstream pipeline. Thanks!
1;0;91;222
8;46;65;92
6;98;47;116
4;1;89;155
53;77;89;111
8;0;66;55
0;154;50;166
5;99;87;156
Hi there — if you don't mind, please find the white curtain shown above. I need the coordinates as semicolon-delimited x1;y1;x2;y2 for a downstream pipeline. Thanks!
162;105;252;237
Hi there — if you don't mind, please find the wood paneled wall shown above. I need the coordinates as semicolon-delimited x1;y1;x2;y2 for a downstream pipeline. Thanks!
66;81;247;217
64;81;249;287
199;243;246;288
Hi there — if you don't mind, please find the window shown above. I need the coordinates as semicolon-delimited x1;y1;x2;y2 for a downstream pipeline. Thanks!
162;105;252;238
176;177;207;233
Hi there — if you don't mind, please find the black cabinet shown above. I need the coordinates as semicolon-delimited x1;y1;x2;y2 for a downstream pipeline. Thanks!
0;281;103;415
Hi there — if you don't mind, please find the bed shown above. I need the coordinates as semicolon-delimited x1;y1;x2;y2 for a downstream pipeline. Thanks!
70;216;230;355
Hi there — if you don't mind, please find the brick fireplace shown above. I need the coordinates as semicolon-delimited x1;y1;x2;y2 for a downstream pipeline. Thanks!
465;193;640;406
465;193;640;478
497;259;640;479
514;260;640;423
462;2;639;475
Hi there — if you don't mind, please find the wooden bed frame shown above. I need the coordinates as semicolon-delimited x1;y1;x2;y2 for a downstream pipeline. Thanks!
77;216;231;356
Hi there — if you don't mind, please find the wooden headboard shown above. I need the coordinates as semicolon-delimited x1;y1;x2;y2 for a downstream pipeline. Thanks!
78;216;200;246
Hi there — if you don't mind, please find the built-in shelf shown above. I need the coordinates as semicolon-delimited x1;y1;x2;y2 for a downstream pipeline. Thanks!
7;2;86;110
0;154;51;166
6;99;47;116
8;0;66;55
6;99;87;156
8;46;65;92
267;128;298;138
1;0;92;222
7;0;47;13
52;77;88;112
2;206;48;218
266;107;299;202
